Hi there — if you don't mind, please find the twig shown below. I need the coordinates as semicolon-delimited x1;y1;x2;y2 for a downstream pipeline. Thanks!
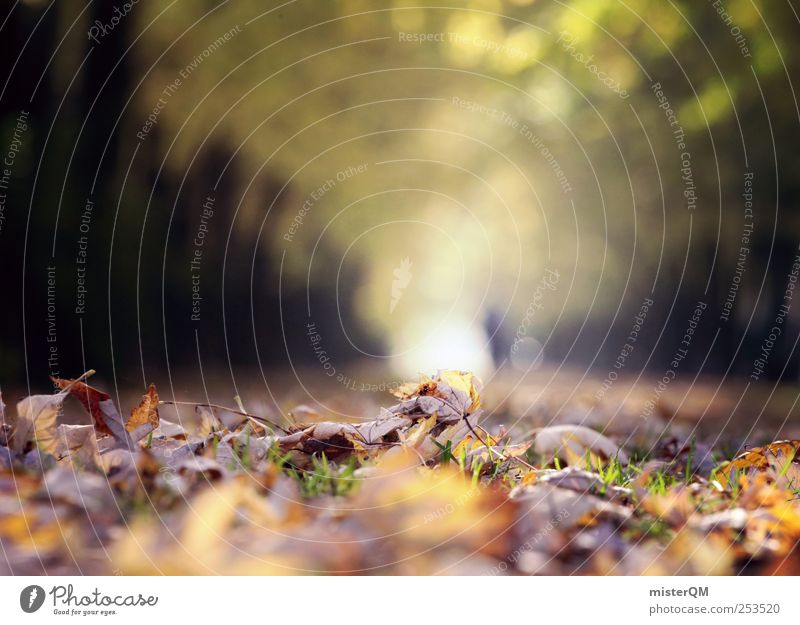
463;413;536;471
159;400;291;433
426;395;536;472
54;369;96;392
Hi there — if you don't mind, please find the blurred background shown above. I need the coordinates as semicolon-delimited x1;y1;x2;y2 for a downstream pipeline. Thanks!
1;0;799;428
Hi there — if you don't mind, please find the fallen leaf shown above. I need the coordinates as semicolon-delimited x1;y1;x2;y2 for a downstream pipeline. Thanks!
152;418;187;439
400;413;437;447
533;424;629;467
42;467;116;512
48;425;102;475
389;370;482;423
126;384;160;442
716;440;800;489
13;391;69;454
111;478;302;574
535;467;632;498
52;378;133;448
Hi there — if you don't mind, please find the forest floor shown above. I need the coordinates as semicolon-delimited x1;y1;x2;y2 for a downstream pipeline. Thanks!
1;368;800;575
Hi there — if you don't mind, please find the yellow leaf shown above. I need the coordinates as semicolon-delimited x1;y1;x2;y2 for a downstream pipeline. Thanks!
440;370;481;412
520;471;538;486
403;413;437;447
715;440;800;489
126;384;160;442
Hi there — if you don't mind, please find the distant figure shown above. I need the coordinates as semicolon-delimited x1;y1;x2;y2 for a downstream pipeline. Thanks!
484;307;508;370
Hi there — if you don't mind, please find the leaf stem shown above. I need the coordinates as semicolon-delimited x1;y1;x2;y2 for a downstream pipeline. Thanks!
425;395;536;472
159;400;291;433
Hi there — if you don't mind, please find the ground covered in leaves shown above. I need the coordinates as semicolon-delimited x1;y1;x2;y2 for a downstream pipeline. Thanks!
1;369;800;575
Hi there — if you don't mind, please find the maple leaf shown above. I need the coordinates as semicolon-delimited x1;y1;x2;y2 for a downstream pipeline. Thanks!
51;377;133;448
126;384;160;442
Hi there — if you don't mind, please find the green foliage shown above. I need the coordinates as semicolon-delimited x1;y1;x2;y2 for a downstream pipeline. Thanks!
288;453;362;498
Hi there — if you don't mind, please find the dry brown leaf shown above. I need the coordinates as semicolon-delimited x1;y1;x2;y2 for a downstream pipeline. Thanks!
13;391;69;454
715;439;800;489
53;424;101;468
51;378;133;448
388;370;482;423
126;384;160;442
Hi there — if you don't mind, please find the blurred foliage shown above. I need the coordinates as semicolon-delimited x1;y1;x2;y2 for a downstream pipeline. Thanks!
128;0;797;321
2;0;799;381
